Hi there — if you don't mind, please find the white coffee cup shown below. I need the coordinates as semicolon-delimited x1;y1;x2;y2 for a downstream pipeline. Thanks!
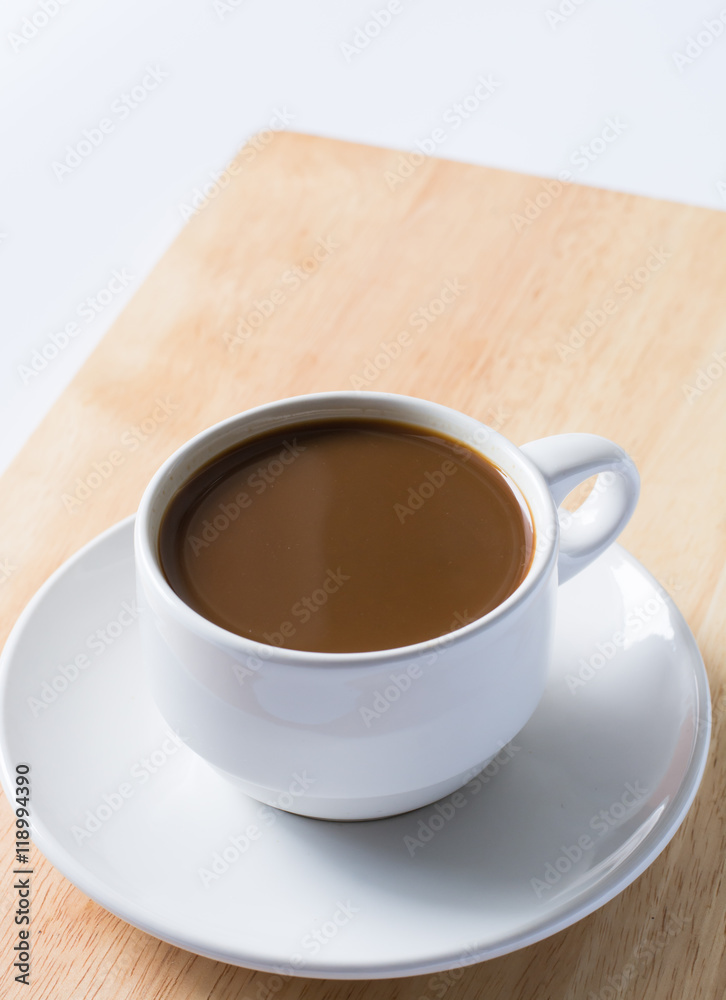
134;392;639;820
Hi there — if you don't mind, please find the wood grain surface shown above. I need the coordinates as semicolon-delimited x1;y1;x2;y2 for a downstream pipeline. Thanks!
1;131;725;1000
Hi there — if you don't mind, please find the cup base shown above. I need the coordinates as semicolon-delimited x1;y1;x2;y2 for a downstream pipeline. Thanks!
207;758;497;821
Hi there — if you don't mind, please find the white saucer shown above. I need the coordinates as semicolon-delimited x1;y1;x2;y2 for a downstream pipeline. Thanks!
0;517;710;979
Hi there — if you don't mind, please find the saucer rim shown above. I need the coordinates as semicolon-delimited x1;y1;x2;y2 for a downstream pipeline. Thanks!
0;516;712;979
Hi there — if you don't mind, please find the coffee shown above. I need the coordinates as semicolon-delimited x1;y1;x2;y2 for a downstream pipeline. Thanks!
158;419;533;653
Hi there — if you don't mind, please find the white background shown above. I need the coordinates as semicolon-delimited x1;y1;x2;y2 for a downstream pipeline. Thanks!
2;0;725;475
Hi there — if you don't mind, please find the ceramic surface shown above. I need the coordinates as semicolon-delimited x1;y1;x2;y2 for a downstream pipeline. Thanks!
0;518;709;978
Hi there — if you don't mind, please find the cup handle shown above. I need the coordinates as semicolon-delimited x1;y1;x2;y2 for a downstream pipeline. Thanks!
520;434;640;585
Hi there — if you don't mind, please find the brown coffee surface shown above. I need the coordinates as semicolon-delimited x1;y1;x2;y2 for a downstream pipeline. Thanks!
159;419;533;653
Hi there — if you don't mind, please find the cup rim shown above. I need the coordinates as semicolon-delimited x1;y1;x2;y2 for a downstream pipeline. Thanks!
134;391;559;664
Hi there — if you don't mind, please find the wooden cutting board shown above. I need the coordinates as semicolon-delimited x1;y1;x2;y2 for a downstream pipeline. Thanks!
1;131;725;1000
